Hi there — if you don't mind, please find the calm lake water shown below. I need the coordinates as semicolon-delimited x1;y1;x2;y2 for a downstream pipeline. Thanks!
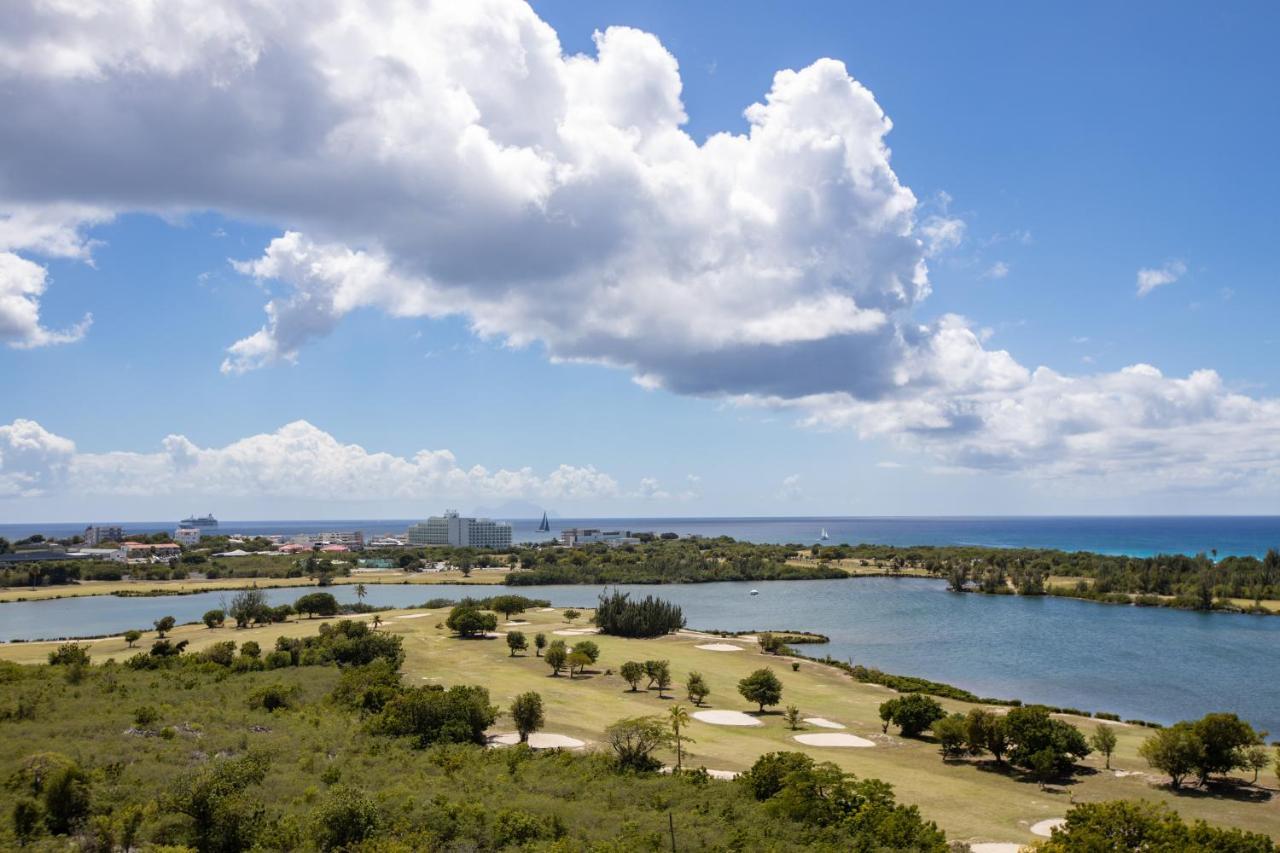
4;577;1276;735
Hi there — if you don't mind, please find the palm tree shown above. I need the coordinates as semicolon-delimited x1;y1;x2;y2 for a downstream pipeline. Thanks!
355;583;368;605
668;705;692;771
371;613;383;630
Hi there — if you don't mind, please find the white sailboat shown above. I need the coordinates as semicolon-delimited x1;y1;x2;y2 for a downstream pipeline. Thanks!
819;527;830;540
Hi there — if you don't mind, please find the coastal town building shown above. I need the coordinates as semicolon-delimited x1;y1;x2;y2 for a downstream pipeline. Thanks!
83;525;125;546
174;527;203;546
408;510;512;548
559;528;641;547
288;531;364;550
111;542;181;564
0;544;91;564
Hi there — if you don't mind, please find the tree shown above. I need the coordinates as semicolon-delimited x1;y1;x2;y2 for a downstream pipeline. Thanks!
41;762;91;835
621;661;645;692
738;668;783;713
1040;800;1279;852
1244;745;1270;784
669;705;693;770
1029;748;1059;790
653;662;673;697
933;713;968;758
533;632;546;657
295;592;339;620
742;751;816;801
643;659;670;690
354;583;367;605
566;650;591;678
685;671;710;706
490;595;529;620
1139;723;1204;789
123;629;142;648
372;684;498;747
231;588;272;627
153;615;176;637
371;613;382;630
783;705;802;731
570;639;599;664
758;632;781;654
1090;725;1118;770
202;609;225;629
445;605;497;638
879;701;895;734
879;694;945;738
510;692;545;743
595;590;685;637
605;716;671;771
1191;712;1261;783
545;640;567;676
506;630;527;656
166;751;270;853
1005;706;1090;779
563;609;580;624
965;708;1008;763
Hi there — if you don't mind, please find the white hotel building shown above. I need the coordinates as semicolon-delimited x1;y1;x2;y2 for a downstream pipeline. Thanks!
408;510;512;548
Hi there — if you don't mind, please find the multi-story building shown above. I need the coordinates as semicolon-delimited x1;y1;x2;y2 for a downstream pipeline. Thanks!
408;510;512;548
287;531;364;550
83;525;125;546
559;528;640;547
174;527;203;546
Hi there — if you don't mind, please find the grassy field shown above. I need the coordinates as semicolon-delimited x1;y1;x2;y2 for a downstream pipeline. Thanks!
7;606;1275;848
0;568;507;603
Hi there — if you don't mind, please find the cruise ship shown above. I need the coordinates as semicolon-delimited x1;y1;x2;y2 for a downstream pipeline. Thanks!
179;513;219;529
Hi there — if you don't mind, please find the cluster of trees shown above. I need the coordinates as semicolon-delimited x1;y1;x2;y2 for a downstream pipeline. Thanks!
506;537;846;585
872;697;1094;786
1039;801;1277;851
837;543;1280;608
544;639;599;678
1139;712;1270;789
595;589;685;637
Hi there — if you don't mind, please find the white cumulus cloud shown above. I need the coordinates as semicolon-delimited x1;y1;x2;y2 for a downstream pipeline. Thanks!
1136;260;1187;297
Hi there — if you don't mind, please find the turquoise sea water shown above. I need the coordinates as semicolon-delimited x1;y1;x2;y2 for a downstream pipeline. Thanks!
4;516;1279;557
3;577;1277;735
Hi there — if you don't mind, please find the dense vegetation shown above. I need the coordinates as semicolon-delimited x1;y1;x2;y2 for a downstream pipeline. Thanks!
594;589;686;637
7;623;960;852
507;538;846;585
826;543;1280;608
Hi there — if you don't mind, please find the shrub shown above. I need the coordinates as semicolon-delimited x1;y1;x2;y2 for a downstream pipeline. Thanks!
1040;800;1278;852
685;671;710;705
742;751;815;800
605;716;671;771
311;785;379;852
445;605;497;638
248;683;299;712
1005;706;1090;779
932;713;968;758
372;684;497;748
47;643;90;667
545;641;567;676
202;609;226;628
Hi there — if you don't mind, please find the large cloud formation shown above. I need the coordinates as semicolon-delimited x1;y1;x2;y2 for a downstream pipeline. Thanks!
0;0;1275;490
0;418;618;503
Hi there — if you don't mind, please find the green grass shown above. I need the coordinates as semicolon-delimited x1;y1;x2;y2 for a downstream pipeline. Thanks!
8;606;1276;847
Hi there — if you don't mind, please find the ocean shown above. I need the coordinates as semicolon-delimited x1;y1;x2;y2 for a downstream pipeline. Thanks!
2;516;1278;557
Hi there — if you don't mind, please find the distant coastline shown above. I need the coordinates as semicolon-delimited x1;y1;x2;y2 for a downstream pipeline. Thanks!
4;515;1280;558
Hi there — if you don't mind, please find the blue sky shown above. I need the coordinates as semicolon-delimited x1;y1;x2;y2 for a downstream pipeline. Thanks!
1;1;1278;521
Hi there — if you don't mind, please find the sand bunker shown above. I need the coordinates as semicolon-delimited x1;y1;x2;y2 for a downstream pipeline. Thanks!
692;710;762;727
489;732;585;749
803;717;846;729
395;613;433;619
552;629;595;636
970;844;1024;853
1030;819;1065;837
695;643;746;652
660;767;738;780
792;733;875;748
504;620;529;625
537;607;557;612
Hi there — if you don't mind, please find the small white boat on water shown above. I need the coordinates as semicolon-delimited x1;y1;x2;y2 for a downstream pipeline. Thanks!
819;527;830;540
749;589;759;596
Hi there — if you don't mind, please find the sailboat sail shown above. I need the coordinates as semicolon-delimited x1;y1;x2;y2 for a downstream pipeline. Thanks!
538;512;551;532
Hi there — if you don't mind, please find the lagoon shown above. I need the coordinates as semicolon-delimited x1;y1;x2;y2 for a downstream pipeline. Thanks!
3;577;1276;735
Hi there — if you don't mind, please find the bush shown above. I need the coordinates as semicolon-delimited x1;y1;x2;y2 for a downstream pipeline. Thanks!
47;643;90;667
202;609;226;628
372;684;497;747
311;785;379;851
605;716;671;771
1005;706;1090;779
445;605;497;638
686;671;710;705
1040;800;1278;852
932;713;968;758
742;751;816;800
133;706;160;727
248;683;299;712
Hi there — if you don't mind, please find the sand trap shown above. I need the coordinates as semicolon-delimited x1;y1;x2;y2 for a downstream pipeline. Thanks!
537;607;557;612
552;628;596;636
489;732;585;749
1030;819;1065;838
395;613;433;619
695;643;746;652
803;717;846;729
692;710;762;727
970;844;1024;853
660;767;738;780
792;733;874;748
504;620;529;625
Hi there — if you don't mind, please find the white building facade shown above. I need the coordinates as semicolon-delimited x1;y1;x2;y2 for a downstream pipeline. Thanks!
83;525;125;546
408;510;512;548
174;527;203;546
